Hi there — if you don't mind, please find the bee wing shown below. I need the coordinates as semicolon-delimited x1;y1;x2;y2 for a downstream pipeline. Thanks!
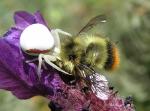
90;73;109;100
77;15;107;36
79;65;110;100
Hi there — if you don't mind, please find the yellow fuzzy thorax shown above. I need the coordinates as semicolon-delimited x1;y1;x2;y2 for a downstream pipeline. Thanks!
57;35;110;74
74;35;107;48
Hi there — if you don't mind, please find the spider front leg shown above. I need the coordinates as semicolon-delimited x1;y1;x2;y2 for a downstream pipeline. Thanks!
37;54;50;77
51;29;72;54
37;54;44;77
43;54;71;75
38;54;71;77
51;29;72;38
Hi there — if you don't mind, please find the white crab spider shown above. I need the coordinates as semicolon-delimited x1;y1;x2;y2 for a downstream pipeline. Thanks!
20;23;71;76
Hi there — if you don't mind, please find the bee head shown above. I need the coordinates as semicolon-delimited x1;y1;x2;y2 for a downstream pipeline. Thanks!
68;54;77;61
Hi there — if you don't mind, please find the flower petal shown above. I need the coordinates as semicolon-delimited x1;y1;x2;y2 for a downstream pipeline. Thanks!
14;11;36;30
3;27;22;47
14;11;49;30
0;11;55;99
0;39;54;99
34;11;48;26
0;39;38;99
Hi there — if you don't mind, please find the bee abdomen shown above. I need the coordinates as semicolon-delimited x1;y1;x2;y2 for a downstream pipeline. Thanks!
104;41;119;70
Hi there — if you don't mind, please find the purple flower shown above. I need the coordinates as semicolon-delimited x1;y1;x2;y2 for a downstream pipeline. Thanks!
0;11;53;99
0;11;135;111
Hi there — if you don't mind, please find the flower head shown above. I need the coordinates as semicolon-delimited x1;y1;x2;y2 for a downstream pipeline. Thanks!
0;11;53;99
0;11;135;111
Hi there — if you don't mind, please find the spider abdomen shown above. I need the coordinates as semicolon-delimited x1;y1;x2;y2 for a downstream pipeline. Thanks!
20;23;54;55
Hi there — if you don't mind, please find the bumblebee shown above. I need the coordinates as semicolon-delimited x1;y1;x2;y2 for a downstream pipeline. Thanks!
56;15;120;78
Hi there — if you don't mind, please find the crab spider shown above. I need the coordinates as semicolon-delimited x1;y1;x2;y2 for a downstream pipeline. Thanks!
20;23;71;76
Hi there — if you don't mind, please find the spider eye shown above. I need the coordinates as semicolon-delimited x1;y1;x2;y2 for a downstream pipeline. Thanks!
20;23;54;53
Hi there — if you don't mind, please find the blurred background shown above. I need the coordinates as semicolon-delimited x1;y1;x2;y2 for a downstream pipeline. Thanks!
0;0;150;111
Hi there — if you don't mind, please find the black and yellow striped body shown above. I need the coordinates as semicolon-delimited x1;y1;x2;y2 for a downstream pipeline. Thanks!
57;35;119;75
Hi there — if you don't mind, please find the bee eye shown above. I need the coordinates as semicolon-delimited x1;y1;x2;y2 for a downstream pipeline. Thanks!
68;54;77;60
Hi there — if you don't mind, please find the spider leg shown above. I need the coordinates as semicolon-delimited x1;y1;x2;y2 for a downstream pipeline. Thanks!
37;54;44;77
52;29;72;37
43;55;71;75
42;62;48;70
51;29;61;54
25;58;38;63
51;29;72;55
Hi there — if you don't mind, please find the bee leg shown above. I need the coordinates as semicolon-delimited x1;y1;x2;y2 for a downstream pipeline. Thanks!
43;55;71;75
